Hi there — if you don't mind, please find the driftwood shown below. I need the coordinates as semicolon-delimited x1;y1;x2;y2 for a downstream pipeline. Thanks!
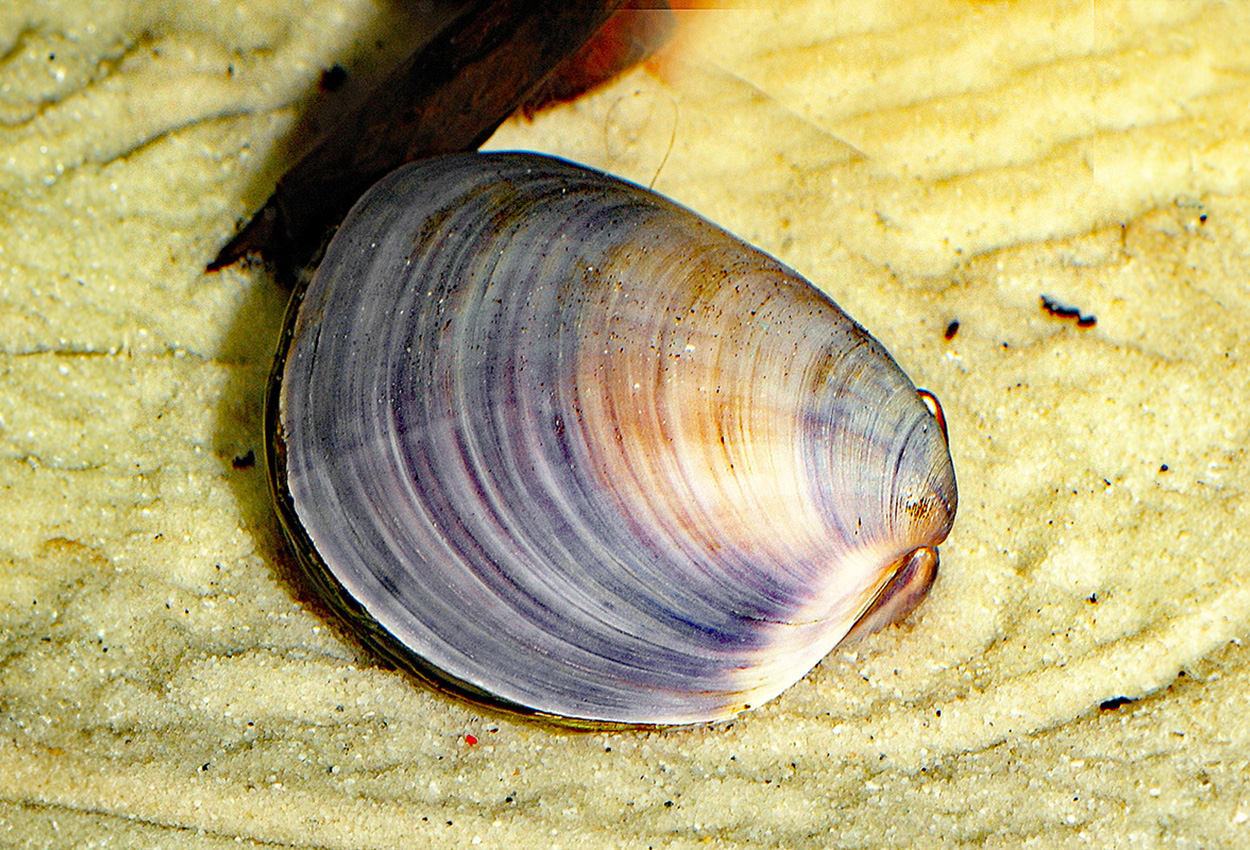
209;0;673;278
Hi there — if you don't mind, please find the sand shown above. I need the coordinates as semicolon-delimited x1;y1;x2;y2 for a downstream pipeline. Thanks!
2;1;1249;846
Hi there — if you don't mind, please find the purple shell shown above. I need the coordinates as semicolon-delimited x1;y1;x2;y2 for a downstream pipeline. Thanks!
268;152;957;725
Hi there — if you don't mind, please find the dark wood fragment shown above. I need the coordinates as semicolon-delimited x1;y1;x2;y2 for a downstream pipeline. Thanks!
1098;695;1135;711
1039;294;1097;328
521;0;675;116
209;0;630;277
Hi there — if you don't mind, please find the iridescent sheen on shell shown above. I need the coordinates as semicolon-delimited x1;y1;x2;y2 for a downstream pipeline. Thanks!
268;152;957;725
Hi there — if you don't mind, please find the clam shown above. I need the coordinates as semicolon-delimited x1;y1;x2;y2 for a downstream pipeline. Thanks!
267;152;957;725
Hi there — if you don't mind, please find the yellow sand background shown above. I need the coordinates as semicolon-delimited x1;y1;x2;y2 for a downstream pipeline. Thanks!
3;1;1249;846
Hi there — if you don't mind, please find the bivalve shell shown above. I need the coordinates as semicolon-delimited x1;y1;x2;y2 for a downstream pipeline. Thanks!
268;152;957;725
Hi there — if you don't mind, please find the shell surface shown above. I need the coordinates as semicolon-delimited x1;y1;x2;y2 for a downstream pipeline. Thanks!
269;152;957;725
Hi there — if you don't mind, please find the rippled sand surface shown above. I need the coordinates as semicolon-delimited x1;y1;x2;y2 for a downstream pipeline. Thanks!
3;2;1248;846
